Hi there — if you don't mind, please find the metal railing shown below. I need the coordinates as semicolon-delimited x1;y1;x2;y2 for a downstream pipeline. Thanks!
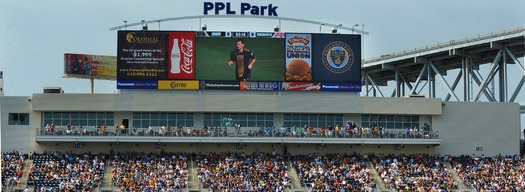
36;127;439;139
364;25;525;64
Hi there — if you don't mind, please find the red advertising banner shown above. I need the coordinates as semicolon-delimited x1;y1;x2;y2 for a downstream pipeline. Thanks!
168;32;196;79
281;82;321;91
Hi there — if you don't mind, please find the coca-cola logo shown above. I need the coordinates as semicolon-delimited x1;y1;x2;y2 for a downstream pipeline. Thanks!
180;38;194;74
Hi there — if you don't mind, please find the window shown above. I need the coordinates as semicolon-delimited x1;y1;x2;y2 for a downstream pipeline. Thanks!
132;112;194;128
360;114;420;129
283;113;343;128
9;113;29;125
43;112;114;127
203;113;273;127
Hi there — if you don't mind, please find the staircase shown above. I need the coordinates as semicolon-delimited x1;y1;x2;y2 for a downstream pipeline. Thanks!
286;160;305;191
366;161;387;191
444;162;475;191
187;160;200;190
100;160;118;192
14;159;33;191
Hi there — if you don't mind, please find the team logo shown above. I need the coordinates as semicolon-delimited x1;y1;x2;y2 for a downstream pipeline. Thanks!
126;32;136;43
322;41;354;73
125;32;159;44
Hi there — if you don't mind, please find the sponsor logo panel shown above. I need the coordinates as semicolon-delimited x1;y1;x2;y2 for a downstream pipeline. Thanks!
281;82;321;91
321;82;362;92
117;80;158;89
158;80;199;90
240;81;280;91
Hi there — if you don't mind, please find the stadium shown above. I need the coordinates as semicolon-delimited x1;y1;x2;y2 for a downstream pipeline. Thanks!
1;13;525;192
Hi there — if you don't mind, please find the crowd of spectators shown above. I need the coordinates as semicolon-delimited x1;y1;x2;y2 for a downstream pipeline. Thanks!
195;152;292;191
110;152;189;191
451;154;525;191
373;154;458;191
9;151;525;191
27;151;105;191
1;151;25;190
40;124;438;139
292;153;376;191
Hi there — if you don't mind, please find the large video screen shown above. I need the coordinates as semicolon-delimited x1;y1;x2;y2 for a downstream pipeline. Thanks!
117;30;362;92
196;34;285;81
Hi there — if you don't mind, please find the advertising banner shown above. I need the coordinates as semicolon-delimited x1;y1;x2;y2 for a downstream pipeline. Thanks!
285;34;312;81
281;82;321;91
196;36;285;81
168;32;196;79
117;31;168;80
240;81;280;91
64;53;116;79
199;80;240;90
158;80;200;90
312;34;361;83
117;80;158;89
321;82;362;92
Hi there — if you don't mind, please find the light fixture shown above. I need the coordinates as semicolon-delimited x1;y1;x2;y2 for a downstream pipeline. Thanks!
202;24;207;31
274;26;280;32
332;27;337;34
352;24;359;33
332;24;343;34
141;20;147;31
123;20;127;30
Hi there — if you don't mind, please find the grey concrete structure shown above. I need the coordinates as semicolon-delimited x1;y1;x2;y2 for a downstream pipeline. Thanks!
0;91;520;156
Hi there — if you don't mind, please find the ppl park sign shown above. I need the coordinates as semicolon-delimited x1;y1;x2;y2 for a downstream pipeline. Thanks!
203;2;279;16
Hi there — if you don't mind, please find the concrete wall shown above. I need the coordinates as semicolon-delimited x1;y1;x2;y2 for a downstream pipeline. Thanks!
3;94;521;156
0;96;33;153
32;93;443;115
433;101;520;156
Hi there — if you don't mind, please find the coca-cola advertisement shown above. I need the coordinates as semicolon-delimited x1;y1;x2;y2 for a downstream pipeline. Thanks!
281;82;321;91
168;32;196;79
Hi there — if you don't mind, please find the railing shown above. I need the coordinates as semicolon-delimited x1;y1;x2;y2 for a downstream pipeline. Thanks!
364;25;525;64
36;127;440;139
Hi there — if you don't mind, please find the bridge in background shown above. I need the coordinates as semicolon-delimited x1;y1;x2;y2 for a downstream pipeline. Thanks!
362;26;525;103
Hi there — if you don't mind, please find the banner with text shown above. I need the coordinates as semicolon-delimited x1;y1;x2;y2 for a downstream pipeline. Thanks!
321;82;361;92
64;53;116;79
285;34;312;81
240;81;281;91
158;80;200;90
117;31;168;80
168;32;196;79
199;80;240;90
117;80;158;89
281;82;321;91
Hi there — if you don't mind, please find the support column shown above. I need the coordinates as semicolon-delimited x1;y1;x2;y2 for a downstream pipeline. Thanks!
90;78;94;95
499;49;508;102
395;70;401;97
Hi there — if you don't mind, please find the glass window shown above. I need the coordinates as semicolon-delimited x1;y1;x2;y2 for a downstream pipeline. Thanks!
96;113;105;119
133;113;141;119
361;115;369;121
150;113;159;120
167;120;177;127
141;113;150;119
8;113;17;125
133;120;141;128
79;112;88;119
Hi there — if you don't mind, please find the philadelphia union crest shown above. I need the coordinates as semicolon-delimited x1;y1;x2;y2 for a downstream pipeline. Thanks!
322;41;354;73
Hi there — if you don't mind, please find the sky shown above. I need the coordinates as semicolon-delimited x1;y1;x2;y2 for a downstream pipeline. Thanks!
0;0;524;99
